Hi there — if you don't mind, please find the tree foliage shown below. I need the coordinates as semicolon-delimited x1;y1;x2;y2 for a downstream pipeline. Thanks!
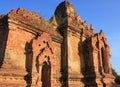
112;68;120;84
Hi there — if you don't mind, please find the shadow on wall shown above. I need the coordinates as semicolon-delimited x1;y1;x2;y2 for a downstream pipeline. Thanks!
60;29;69;87
35;48;51;87
24;38;34;87
41;56;51;87
78;40;86;85
0;19;9;68
24;35;51;87
78;37;97;87
24;34;39;86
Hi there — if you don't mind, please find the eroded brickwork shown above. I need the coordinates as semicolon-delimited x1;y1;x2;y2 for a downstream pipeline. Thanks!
0;1;117;87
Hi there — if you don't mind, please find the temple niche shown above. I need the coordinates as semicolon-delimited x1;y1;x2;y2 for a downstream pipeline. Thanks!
0;1;117;87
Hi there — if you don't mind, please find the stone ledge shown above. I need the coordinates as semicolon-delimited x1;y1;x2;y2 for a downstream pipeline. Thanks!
0;69;27;77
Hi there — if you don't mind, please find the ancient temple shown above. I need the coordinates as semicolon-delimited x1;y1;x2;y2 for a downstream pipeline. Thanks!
0;1;116;87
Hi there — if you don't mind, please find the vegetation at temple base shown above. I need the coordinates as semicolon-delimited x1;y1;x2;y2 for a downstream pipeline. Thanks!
112;68;120;84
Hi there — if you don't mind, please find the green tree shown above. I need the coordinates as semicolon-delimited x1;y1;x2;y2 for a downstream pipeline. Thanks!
112;68;120;84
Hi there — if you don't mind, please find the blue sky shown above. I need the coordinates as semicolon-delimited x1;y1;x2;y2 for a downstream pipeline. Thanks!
0;0;120;75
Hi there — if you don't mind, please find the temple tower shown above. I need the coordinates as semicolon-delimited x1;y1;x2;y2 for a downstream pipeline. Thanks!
54;1;88;87
54;1;116;87
0;1;116;87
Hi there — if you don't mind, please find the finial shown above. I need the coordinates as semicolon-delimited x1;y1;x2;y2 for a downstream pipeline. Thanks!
90;24;93;29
